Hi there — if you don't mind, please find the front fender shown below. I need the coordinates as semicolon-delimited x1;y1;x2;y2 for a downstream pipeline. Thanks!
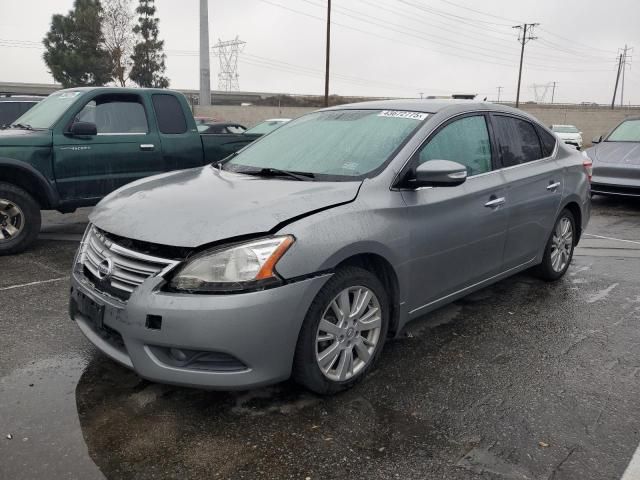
0;157;59;208
273;199;411;306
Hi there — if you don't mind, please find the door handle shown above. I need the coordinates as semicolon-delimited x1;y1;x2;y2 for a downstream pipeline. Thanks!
485;196;506;208
140;144;155;151
547;181;561;191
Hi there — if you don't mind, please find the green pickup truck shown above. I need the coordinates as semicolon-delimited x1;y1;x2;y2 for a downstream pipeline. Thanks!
0;87;258;255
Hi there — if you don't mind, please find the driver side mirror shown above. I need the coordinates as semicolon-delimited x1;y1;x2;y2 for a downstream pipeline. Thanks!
412;160;467;188
69;121;97;137
592;135;603;144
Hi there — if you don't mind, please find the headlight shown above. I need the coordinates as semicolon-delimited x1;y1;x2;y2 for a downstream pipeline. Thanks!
73;224;92;272
168;235;294;292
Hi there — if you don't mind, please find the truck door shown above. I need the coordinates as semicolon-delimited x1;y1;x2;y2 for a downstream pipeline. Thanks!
150;93;204;171
53;92;164;202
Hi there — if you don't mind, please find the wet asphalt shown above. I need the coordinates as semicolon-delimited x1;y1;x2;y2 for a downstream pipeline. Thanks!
1;197;640;480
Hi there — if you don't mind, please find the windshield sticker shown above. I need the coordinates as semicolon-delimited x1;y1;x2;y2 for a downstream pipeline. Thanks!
378;110;428;121
58;92;81;99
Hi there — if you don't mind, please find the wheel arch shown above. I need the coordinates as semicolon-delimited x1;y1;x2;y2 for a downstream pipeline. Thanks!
561;200;582;245
0;158;59;209
334;252;402;337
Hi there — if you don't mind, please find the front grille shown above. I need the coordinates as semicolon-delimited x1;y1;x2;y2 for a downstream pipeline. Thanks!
80;226;180;300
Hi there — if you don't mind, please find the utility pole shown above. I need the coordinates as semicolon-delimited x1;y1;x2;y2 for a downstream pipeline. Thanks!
199;0;211;106
324;0;331;107
612;53;623;110
497;86;503;102
619;44;633;107
513;23;538;108
551;81;557;104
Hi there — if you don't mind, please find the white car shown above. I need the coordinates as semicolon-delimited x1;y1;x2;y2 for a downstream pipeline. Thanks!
550;124;583;150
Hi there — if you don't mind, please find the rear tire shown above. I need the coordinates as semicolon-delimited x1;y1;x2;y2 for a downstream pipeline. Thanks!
292;266;389;395
0;182;41;256
533;208;576;281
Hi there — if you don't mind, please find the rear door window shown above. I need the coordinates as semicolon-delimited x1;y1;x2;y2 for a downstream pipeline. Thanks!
417;115;493;176
492;115;543;167
536;126;557;157
152;94;188;134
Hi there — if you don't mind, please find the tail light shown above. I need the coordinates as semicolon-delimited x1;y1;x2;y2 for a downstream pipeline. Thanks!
582;158;593;182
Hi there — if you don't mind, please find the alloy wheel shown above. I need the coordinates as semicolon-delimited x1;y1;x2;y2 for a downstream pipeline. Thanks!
550;216;573;272
0;198;24;242
315;286;382;382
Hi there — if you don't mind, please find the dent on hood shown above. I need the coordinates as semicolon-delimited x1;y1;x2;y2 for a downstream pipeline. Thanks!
90;165;362;248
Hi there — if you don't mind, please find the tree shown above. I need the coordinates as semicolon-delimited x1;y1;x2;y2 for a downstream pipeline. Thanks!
43;0;112;87
129;0;169;88
102;0;135;86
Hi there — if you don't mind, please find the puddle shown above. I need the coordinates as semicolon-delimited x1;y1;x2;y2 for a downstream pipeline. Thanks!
0;354;104;479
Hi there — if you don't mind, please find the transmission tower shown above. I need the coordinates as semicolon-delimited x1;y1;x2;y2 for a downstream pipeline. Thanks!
531;83;552;103
212;37;246;91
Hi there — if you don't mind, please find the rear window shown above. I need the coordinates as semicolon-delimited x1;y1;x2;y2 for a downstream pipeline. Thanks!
537;126;557;157
152;94;188;134
0;102;23;125
552;125;579;133
492;115;543;167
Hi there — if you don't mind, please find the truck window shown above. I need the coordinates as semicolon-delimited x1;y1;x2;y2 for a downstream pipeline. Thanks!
75;94;148;134
152;94;188;134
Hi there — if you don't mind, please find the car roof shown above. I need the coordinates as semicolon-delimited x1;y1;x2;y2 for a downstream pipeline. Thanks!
262;118;291;122
0;96;43;103
322;98;526;116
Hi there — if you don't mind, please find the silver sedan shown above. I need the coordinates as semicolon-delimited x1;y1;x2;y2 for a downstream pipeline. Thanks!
586;116;640;197
70;100;591;394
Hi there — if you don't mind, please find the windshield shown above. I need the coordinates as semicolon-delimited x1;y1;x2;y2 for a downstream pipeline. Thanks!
552;125;579;133
607;119;640;142
245;120;288;135
224;109;426;180
12;90;83;129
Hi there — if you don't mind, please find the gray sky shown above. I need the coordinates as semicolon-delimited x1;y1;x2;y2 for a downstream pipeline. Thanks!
1;0;638;104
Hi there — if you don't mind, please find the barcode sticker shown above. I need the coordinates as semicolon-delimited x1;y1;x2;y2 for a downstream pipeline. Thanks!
378;110;428;121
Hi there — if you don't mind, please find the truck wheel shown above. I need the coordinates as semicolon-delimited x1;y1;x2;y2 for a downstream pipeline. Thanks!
292;266;389;395
0;182;41;256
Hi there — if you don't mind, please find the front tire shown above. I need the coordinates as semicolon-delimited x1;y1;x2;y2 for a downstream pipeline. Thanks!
293;266;389;394
533;208;576;281
0;182;41;256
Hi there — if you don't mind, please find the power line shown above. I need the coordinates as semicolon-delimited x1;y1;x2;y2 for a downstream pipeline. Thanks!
435;0;522;24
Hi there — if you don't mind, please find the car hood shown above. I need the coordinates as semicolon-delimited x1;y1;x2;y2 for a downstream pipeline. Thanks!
90;165;362;248
555;132;581;140
590;141;640;166
0;128;52;147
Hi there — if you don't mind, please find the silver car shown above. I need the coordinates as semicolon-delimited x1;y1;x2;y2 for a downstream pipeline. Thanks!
586;116;640;197
70;100;591;394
